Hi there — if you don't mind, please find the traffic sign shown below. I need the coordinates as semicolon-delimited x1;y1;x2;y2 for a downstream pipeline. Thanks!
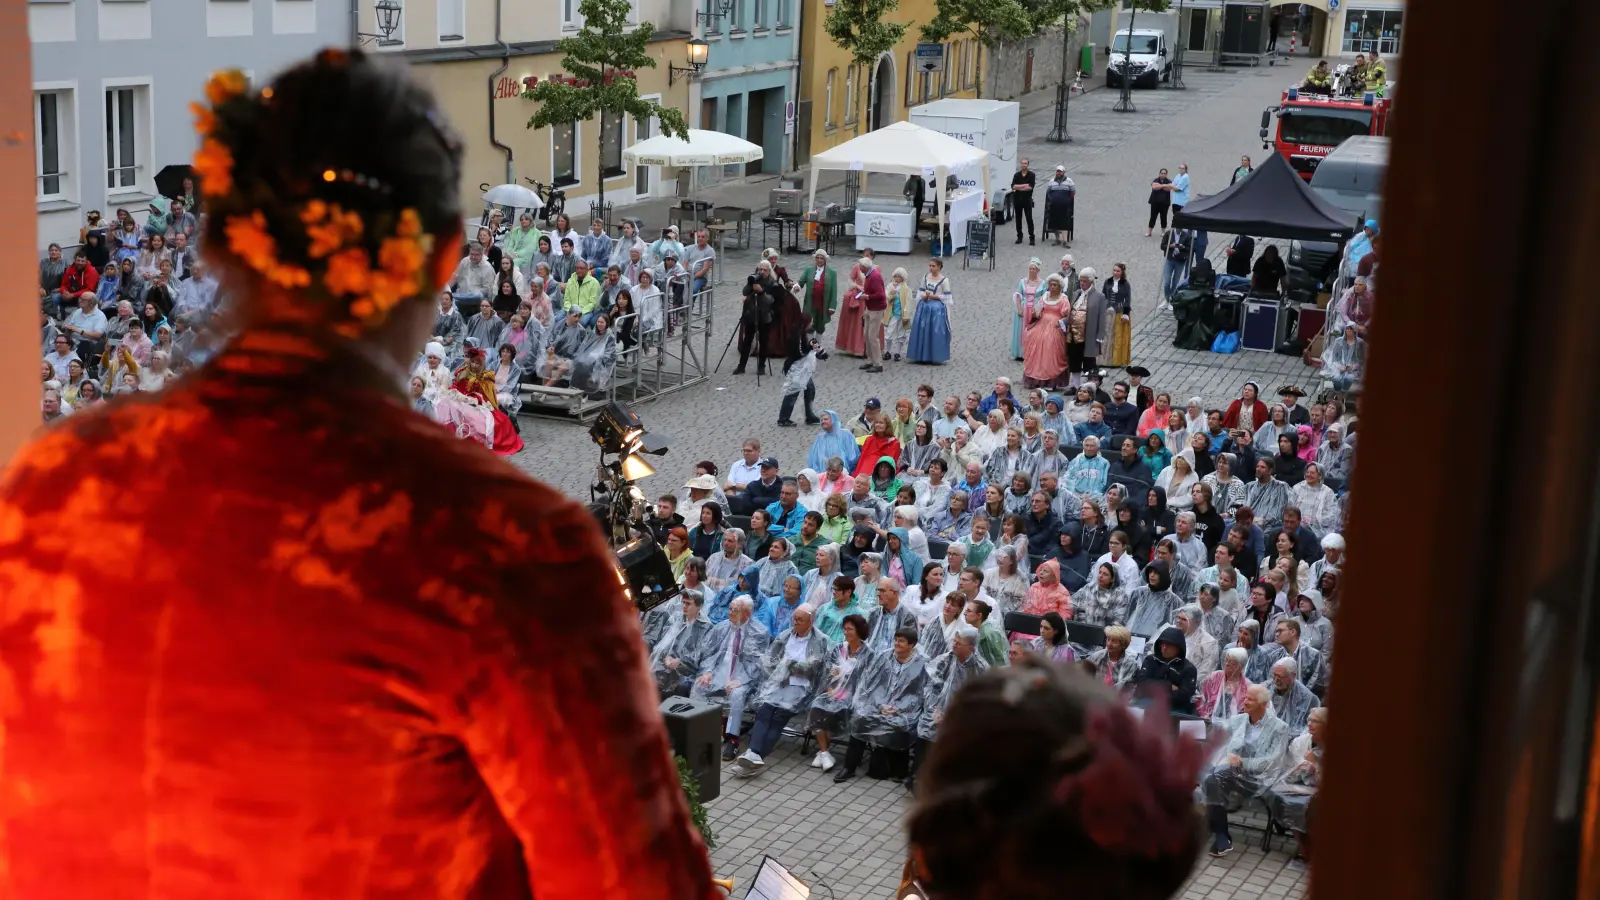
915;42;945;73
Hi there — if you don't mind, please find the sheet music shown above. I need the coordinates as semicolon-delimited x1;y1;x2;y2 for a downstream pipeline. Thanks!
747;856;810;900
1177;719;1208;740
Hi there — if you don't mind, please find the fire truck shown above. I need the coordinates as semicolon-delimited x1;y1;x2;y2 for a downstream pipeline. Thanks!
1260;88;1393;181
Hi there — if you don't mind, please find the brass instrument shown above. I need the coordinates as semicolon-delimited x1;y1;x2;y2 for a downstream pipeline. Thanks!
713;876;735;896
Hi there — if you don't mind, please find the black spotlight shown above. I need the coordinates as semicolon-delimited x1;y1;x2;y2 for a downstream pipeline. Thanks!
615;535;681;613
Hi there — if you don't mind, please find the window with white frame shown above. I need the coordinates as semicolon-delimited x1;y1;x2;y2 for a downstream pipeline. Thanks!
728;0;743;31
104;84;147;192
552;120;578;186
774;0;788;27
753;0;765;30
562;0;582;28
438;0;465;41
843;66;856;124
35;87;73;202
824;69;835;127
601;110;624;176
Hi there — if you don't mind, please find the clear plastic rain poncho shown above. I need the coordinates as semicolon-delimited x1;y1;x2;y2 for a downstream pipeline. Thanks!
808;640;877;719
568;326;618;392
865;601;921;655
752;625;833;715
1202;709;1295;811
690;613;772;704
916;649;989;741
917;613;955;661
1073;581;1130;629
1124;561;1181;637
848;649;930;747
648;608;713;696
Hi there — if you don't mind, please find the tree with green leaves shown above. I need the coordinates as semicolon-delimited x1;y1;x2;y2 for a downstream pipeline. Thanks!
524;0;689;216
920;0;1035;99
824;0;907;135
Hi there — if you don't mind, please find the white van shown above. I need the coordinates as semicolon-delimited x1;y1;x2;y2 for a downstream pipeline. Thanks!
1106;28;1171;89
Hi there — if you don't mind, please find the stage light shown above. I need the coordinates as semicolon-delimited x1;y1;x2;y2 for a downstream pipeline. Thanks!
621;455;657;481
615;536;680;613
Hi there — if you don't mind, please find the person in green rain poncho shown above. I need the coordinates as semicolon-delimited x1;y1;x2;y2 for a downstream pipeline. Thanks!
868;455;902;502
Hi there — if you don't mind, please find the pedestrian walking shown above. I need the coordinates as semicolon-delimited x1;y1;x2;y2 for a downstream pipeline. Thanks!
1010;158;1037;245
778;339;824;427
1147;168;1173;237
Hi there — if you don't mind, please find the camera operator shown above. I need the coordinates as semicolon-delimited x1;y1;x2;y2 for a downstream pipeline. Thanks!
733;262;782;376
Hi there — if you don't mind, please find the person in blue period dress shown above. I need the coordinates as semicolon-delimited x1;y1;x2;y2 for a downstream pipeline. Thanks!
907;258;953;365
1011;258;1043;361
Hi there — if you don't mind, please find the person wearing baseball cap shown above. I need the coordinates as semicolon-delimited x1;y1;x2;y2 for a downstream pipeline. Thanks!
852;397;884;439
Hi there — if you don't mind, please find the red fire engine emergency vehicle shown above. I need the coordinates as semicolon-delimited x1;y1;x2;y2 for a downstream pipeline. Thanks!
1260;89;1393;180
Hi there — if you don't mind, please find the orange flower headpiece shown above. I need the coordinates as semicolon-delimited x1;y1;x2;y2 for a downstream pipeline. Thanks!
190;67;439;335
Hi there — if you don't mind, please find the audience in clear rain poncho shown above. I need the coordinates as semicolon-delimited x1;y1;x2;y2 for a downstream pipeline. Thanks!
43;198;1365;866
633;363;1359;875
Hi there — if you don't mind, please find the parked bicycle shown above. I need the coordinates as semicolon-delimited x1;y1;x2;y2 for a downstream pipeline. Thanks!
525;178;566;224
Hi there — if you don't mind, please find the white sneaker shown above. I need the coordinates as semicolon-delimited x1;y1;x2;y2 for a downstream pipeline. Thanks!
1159;300;1173;312
810;751;826;769
727;758;752;778
819;751;837;773
745;751;765;768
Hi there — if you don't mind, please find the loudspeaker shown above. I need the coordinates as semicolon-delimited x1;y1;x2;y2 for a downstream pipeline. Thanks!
661;696;722;802
1241;301;1279;351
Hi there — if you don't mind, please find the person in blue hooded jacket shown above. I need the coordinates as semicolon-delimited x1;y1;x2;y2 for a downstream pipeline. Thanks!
707;564;762;624
808;410;859;473
756;573;807;635
883;527;924;589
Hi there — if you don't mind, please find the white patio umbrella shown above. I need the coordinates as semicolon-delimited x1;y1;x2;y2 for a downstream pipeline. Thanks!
623;129;764;167
482;183;544;210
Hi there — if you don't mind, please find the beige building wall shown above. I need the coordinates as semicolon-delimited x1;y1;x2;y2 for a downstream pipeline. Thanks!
368;0;697;221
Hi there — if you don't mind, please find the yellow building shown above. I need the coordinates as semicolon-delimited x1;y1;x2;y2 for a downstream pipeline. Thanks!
795;0;979;164
359;0;704;221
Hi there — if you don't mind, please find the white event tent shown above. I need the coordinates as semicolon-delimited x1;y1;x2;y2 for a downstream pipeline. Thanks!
808;121;992;248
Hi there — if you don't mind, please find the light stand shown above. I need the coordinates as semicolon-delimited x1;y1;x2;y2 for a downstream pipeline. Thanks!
587;402;678;612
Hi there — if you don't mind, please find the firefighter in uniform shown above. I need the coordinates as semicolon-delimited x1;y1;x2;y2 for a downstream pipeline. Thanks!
1301;59;1332;95
1365;49;1388;96
1345;54;1369;96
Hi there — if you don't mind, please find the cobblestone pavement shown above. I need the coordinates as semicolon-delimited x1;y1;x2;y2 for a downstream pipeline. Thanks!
509;64;1323;898
706;743;1310;900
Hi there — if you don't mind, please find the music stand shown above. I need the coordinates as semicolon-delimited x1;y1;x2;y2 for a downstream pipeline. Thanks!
747;855;809;900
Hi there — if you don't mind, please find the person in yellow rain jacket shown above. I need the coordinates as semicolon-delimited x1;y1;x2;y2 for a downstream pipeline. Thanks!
1301;60;1331;95
1365;49;1388;96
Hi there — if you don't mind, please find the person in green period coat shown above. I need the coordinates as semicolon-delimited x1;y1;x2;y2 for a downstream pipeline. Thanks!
798;249;839;335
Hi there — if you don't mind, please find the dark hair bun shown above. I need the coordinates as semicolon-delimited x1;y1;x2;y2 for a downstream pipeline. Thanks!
909;658;1204;900
201;48;462;277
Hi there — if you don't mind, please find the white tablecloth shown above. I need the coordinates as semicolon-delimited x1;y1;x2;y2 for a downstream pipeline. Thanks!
946;189;986;251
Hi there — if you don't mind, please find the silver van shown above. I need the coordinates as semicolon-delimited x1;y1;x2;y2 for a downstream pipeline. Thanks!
1288;136;1388;292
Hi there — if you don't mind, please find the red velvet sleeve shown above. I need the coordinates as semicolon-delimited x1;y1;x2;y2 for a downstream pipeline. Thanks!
451;502;718;899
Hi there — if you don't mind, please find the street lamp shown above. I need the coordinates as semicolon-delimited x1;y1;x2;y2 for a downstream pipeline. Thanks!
696;0;735;27
669;38;710;86
356;0;404;45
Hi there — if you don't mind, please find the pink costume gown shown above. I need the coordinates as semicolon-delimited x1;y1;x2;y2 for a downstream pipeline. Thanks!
1022;295;1070;388
834;264;867;357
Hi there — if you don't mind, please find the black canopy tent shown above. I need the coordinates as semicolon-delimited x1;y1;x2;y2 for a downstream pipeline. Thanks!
1167;152;1359;352
1173;151;1358;242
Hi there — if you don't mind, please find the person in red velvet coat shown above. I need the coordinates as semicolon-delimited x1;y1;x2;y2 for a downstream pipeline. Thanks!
0;50;717;900
1222;380;1270;434
860;257;888;373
